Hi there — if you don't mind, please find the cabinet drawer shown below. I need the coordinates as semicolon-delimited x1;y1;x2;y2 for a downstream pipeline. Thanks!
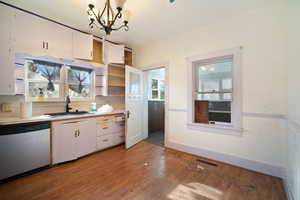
112;133;125;146
96;121;125;136
97;135;113;150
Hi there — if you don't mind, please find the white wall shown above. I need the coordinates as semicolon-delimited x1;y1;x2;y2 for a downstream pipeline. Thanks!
134;1;287;177
286;0;300;199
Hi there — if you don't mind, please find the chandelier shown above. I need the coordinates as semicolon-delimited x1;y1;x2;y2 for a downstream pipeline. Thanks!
87;0;130;35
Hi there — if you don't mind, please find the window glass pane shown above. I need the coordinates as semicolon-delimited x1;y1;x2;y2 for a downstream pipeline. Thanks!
203;94;220;101
197;60;232;94
68;85;91;98
202;80;219;92
129;72;141;95
28;82;60;98
222;78;232;90
160;91;165;100
152;90;158;99
151;79;158;89
27;61;61;81
194;58;233;124
223;93;232;100
68;67;92;98
68;67;92;84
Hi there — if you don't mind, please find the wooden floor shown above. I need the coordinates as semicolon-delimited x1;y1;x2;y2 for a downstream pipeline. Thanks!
0;141;286;200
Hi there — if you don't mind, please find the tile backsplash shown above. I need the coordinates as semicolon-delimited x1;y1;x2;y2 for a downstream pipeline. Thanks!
0;95;125;118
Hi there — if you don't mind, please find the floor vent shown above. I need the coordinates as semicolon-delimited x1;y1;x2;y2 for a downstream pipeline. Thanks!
196;159;218;167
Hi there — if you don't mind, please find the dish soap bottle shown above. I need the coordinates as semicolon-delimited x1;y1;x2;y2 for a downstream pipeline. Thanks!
90;102;97;113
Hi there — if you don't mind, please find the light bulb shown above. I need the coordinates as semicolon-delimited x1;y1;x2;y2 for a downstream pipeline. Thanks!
115;0;127;9
123;10;130;22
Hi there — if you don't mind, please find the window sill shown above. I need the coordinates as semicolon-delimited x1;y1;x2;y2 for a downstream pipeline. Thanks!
187;122;242;136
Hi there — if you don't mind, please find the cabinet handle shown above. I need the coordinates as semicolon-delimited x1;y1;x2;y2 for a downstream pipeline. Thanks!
43;41;45;49
102;139;109;142
62;121;81;124
46;42;49;50
78;130;80;136
74;130;78;137
91;51;93;58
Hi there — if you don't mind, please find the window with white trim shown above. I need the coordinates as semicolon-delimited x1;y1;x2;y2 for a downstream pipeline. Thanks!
187;48;242;134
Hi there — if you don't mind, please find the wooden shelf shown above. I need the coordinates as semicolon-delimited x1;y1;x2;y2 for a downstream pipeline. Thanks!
108;73;125;78
108;83;125;87
109;63;125;68
109;94;125;97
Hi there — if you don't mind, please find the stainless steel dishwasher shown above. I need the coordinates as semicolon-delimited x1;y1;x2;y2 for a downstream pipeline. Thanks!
0;121;51;180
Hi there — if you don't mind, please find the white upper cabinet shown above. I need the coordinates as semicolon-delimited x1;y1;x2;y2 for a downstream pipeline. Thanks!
13;9;48;56
0;4;15;95
105;42;124;64
72;31;93;60
44;21;73;59
13;10;73;58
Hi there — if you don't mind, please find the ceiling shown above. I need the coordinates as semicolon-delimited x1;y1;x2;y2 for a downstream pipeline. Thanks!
3;0;277;46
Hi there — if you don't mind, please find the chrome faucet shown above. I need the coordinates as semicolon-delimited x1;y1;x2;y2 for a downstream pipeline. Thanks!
65;95;72;113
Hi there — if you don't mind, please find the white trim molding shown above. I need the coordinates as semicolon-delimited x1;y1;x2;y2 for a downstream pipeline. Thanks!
168;108;287;120
243;112;286;119
185;47;242;135
141;61;170;147
167;141;284;178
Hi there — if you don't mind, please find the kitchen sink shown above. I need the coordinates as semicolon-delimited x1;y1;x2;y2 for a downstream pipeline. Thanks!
46;111;89;117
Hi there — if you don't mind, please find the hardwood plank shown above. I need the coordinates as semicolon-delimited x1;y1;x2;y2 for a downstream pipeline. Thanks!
0;141;287;200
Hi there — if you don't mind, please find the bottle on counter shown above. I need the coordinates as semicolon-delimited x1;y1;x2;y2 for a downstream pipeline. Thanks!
90;102;97;113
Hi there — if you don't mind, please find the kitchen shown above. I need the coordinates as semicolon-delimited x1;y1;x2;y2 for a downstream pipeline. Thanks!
0;0;299;199
0;0;137;182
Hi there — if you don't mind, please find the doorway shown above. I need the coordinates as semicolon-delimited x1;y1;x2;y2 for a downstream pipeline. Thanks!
144;68;166;147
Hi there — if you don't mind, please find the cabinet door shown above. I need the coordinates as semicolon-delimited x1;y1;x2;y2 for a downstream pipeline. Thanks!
13;9;47;56
52;121;78;164
47;22;73;59
72;31;93;60
0;4;15;95
106;42;124;64
76;118;97;158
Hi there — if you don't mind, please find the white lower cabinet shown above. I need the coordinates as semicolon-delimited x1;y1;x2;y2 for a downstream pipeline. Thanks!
52;118;96;164
52;115;125;164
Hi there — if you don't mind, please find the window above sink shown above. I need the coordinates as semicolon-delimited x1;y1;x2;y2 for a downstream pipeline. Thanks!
24;59;95;102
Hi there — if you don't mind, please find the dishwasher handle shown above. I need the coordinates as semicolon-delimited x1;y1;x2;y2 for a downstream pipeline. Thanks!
0;121;51;136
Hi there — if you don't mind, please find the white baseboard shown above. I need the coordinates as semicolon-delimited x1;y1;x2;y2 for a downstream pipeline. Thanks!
282;169;294;200
166;141;284;178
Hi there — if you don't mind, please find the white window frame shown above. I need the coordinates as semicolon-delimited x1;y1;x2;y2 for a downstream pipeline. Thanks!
25;60;65;102
186;47;242;135
65;65;95;102
25;61;95;102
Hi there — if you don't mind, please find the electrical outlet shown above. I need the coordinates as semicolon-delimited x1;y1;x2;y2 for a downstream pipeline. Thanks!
1;103;12;112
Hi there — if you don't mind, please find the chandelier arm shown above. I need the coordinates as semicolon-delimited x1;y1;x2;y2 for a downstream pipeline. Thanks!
90;8;105;27
111;24;129;31
99;2;107;23
110;10;122;28
108;1;115;22
90;21;102;29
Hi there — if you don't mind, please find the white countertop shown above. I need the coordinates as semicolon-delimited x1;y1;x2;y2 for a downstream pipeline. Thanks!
0;110;126;126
